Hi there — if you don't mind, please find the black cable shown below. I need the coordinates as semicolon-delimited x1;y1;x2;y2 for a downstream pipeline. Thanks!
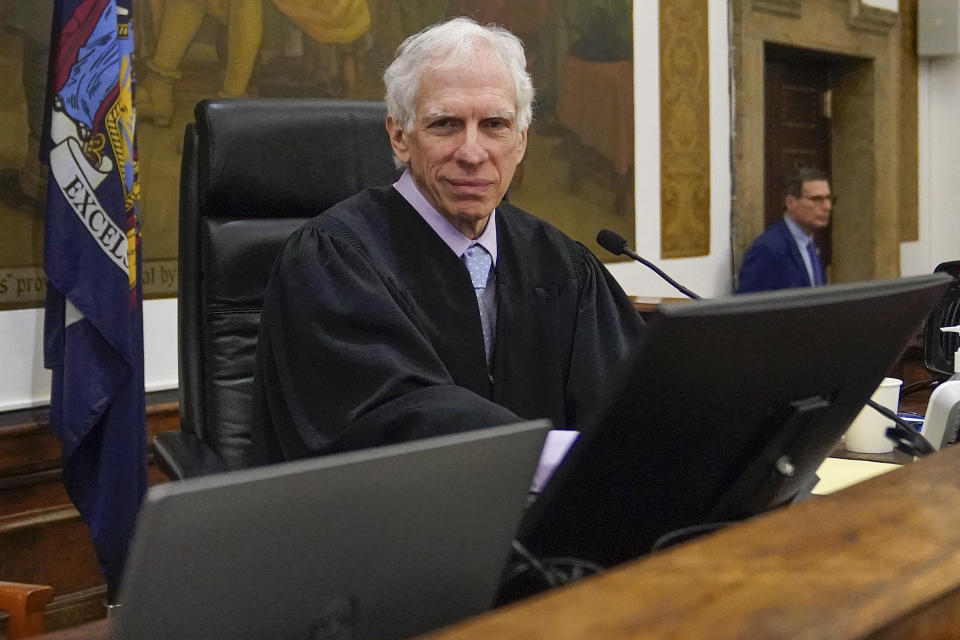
510;540;559;588
505;541;605;591
650;521;735;553
538;557;605;584
901;378;939;397
866;399;937;457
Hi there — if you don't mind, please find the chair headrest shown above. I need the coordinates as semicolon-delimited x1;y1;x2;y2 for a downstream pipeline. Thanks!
194;99;400;219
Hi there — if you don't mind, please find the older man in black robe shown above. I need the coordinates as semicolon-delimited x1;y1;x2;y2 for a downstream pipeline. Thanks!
252;17;644;463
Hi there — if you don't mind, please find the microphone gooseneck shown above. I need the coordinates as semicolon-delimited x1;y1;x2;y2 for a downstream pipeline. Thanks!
596;229;628;256
595;229;702;300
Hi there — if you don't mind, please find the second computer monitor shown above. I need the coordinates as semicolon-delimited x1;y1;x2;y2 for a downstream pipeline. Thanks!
520;274;951;566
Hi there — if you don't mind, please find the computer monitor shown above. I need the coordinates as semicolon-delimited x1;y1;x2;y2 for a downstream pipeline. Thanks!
518;274;952;567
112;420;551;640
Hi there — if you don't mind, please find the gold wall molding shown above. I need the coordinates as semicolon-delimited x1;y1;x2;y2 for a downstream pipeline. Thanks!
659;0;711;259
899;0;919;242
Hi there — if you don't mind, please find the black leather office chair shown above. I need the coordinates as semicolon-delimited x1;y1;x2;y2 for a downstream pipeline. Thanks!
923;260;960;379
152;98;399;480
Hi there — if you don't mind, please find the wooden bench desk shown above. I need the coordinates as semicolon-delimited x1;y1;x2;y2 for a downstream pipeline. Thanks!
423;444;960;640
33;445;960;640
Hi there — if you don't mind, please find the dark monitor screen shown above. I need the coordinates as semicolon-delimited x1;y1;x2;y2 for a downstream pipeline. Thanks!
519;274;952;567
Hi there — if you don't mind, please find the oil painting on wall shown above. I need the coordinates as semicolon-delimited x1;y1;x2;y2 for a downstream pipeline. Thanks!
0;0;633;308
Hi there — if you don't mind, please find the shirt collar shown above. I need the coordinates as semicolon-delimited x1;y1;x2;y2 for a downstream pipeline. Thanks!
393;169;498;263
783;214;814;247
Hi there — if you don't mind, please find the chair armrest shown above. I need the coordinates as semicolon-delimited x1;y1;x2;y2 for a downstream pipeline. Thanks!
0;581;54;639
152;431;229;480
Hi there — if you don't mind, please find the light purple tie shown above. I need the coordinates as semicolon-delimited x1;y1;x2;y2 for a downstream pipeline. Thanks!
463;244;494;363
464;244;492;289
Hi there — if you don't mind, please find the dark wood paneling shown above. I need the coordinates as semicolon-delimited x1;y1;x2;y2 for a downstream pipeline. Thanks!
0;398;177;633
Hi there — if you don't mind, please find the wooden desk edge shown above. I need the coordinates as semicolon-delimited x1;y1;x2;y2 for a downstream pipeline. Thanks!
423;445;960;640
38;447;960;640
630;295;690;314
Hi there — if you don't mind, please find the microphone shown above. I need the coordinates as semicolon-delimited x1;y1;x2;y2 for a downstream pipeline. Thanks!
596;229;702;300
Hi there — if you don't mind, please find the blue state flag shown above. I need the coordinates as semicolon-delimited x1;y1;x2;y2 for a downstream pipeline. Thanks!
43;0;145;597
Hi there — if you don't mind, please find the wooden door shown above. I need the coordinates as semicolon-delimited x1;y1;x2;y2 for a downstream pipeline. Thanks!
764;55;832;264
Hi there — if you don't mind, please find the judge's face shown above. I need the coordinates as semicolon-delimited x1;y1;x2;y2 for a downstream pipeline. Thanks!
386;53;528;239
785;179;833;235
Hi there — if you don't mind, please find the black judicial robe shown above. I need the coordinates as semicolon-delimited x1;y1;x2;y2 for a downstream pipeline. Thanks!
252;186;644;463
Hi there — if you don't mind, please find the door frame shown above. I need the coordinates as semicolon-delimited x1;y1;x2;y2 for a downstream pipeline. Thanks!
730;0;916;285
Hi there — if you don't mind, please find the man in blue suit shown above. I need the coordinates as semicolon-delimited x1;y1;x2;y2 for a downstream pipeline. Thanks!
736;166;834;293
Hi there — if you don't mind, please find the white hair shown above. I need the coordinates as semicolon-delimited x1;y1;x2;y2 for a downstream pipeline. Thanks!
383;17;534;133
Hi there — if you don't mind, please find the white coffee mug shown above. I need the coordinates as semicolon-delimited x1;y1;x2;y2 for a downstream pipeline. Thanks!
844;377;903;454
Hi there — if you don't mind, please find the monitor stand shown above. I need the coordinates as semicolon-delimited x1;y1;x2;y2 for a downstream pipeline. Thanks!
708;394;832;522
